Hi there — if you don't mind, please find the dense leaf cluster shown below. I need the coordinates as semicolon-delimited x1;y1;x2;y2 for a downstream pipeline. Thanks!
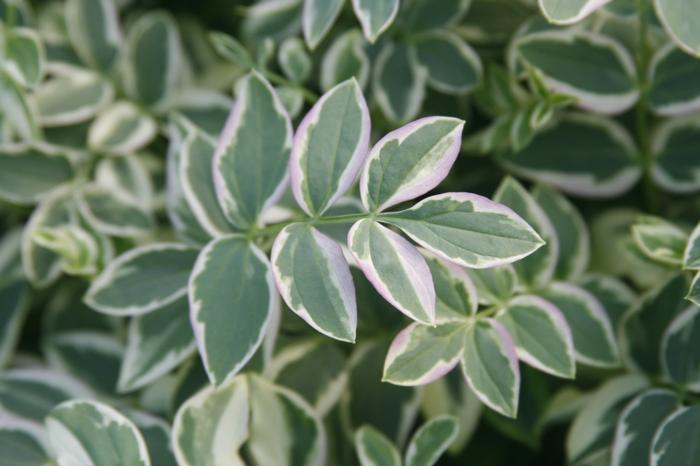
1;0;700;465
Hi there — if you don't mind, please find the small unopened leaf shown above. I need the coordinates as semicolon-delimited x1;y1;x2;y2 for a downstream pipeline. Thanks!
303;0;344;49
651;405;700;466
373;43;426;123
497;295;575;378
383;322;467;386
466;265;517;306
172;376;249;466
661;305;700;391
272;223;357;342
118;298;196;393
355;425;401;466
500;114;640;197
65;0;121;71
515;31;638;114
212;72;292;229
291;78;370;216
278;37;311;83
88;101;158;155
461;319;520;418
360;116;464;212
423;252;477;322
0;144;73;206
384;192;544;268
412;31;482;95
46;400;150;466
540;282;618;367
189;235;277;385
611;389;679;466
352;0;399;43
405;415;459;466
651;117;700;193
86;243;198;316
649;43;700;116
348;219;436;325
631;217;687;266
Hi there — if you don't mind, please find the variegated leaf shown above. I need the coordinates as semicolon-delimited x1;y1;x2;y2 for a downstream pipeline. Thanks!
651;405;700;466
352;0;399;43
65;0;121;71
355;425;401;466
303;0;344;49
404;415;459;466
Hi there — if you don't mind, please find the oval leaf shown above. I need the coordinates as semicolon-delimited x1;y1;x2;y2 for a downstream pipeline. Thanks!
352;0;399;43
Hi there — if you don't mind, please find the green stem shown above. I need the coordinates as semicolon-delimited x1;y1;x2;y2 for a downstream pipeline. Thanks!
246;212;375;240
635;0;658;214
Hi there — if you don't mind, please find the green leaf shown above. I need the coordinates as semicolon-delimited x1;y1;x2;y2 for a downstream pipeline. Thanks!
515;31;638;114
631;217;687;266
209;31;254;68
402;0;472;32
466;265;517;306
661;304;700;391
278;37;311;83
651;116;700;193
32;224;101;276
46;400;150;466
567;374;648;464
651;405;700;466
247;374;326;466
654;0;700;56
0;144;73;206
532;184;590;281
0;69;40;141
85;243;198;316
405;415;459;466
76;184;155;238
272;223;357;342
321;29;369;92
172;89;232;136
540;282;618;367
423;251;478;322
88;101;158;155
348;219;435;325
360;117;464;211
383;322;467;386
45;331;123;393
213;72;292;229
291;78;370;216
118;297;196;393
685;222;700;269
538;0;611;24
0;415;50;466
303;0;344;49
460;319;520;418
189;235;277;385
178;128;232;237
124;11;184;109
373;43;427;123
496;294;575;379
620;274;687;375
241;0;303;43
0;368;92;422
352;0;399;43
611;389;679;466
500;113;640;197
3;27;44;88
172;375;249;466
33;69;114;127
129;412;177;466
95;155;153;206
355;425;401;466
384;192;544;268
494;177;558;289
0;279;27;369
65;0;121;71
649;42;700;116
412;31;482;95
